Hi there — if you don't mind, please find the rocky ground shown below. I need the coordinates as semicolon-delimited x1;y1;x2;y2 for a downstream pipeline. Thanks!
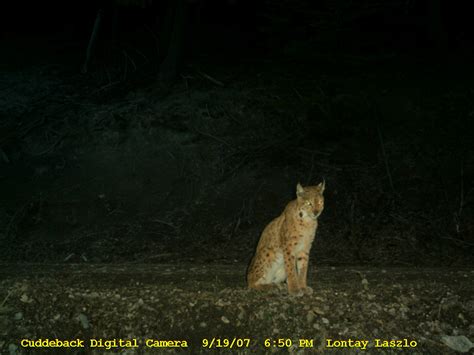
1;264;473;354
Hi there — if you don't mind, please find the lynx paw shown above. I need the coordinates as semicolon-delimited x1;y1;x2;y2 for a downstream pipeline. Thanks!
288;286;313;297
288;288;305;297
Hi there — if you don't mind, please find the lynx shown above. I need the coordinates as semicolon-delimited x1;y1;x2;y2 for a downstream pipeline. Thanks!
247;181;325;295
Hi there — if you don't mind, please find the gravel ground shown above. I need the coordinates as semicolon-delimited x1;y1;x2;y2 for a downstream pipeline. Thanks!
1;264;473;354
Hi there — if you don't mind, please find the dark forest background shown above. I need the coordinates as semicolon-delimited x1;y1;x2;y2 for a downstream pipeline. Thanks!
0;0;473;266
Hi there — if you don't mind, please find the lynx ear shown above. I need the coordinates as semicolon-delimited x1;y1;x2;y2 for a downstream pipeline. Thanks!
296;183;305;197
318;179;325;193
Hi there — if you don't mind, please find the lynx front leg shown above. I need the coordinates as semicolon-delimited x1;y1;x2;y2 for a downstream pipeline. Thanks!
296;251;309;288
283;251;300;295
296;251;313;294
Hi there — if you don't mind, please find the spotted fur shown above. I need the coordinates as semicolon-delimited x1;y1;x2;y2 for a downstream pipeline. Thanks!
247;182;325;295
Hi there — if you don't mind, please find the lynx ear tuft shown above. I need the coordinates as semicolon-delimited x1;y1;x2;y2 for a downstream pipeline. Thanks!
318;179;326;193
296;183;305;196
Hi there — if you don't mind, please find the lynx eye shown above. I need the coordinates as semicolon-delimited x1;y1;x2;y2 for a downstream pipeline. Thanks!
306;201;312;206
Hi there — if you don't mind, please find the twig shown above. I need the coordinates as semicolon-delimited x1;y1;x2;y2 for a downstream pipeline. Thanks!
197;70;224;87
453;160;465;234
93;81;120;94
144;24;160;57
131;47;150;64
458;160;464;217
305;151;315;185
20;117;46;138
122;50;137;71
218;154;250;182
192;126;233;149
440;236;474;247
30;135;66;156
0;289;12;308
122;52;128;81
5;202;29;239
377;123;394;193
122;50;137;81
372;103;395;194
152;218;178;230
0;147;9;163
82;8;103;74
293;87;304;101
298;147;331;156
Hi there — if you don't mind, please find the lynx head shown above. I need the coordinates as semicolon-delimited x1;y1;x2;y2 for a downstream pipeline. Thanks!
296;181;325;220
